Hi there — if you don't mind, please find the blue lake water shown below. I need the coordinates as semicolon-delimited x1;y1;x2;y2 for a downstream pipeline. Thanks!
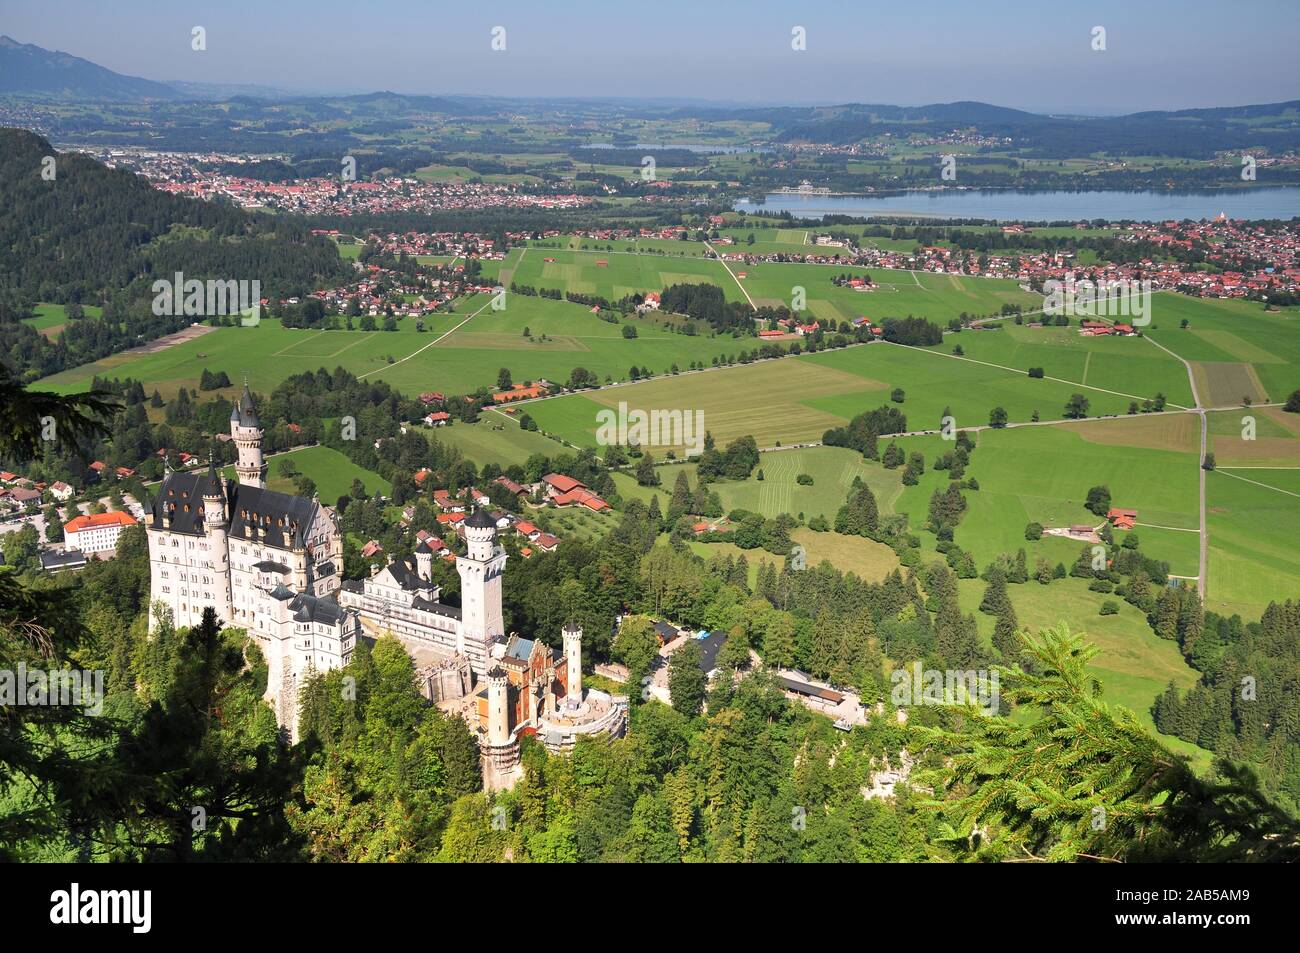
735;187;1300;222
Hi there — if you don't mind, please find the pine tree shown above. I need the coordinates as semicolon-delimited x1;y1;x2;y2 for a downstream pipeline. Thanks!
914;624;1300;862
992;603;1021;662
979;570;1009;615
1152;586;1181;640
668;639;707;717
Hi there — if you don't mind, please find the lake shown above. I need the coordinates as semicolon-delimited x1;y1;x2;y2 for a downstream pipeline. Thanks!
735;187;1300;222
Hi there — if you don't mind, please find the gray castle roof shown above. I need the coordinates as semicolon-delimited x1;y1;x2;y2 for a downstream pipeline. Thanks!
231;383;261;428
465;506;496;530
151;471;319;548
289;592;346;626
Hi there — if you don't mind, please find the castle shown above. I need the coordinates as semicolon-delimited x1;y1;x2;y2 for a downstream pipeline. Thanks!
147;385;625;784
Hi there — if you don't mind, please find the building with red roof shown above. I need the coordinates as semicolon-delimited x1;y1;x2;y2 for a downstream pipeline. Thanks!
63;510;138;555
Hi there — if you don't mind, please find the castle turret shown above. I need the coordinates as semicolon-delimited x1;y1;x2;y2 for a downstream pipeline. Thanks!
414;538;433;582
230;381;267;487
290;522;309;591
200;460;233;619
563;621;583;709
486;667;510;746
455;507;507;669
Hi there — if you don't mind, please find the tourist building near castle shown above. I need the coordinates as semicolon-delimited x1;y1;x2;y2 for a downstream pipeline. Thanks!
148;385;626;780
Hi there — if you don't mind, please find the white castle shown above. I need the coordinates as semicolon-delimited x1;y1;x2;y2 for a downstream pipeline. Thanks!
147;385;625;779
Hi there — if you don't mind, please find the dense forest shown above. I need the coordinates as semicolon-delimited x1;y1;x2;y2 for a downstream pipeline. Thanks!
0;129;350;381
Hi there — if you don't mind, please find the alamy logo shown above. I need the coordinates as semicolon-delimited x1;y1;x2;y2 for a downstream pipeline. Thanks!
152;272;261;322
50;883;151;933
889;662;1000;716
0;664;103;715
1042;273;1152;325
595;401;705;457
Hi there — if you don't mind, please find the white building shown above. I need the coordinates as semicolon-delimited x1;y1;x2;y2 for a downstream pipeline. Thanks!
146;385;359;737
63;510;138;555
338;506;507;676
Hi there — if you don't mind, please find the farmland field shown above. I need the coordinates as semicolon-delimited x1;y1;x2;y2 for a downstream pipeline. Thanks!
36;294;746;399
919;319;1196;407
707;445;905;523
1207;406;1300;466
504;245;735;302
957;575;1210;770
433;415;567;468
690;525;900;586
525;354;886;451
1205;467;1300;620
223;445;390;503
24;302;104;339
525;338;1147;454
736;262;1039;324
895;418;1201;569
1146;296;1300;404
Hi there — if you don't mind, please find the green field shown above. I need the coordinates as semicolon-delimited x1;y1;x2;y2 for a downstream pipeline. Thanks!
1205;468;1300;619
736;262;1039;325
689;525;900;586
434;415;567;468
525;339;1146;454
713;445;904;524
503;245;736;302
24;302;104;337
922;319;1196;407
897;418;1200;569
37;295;746;400
1207;406;1300;466
1146;297;1300;406
223;445;390;503
958;575;1210;770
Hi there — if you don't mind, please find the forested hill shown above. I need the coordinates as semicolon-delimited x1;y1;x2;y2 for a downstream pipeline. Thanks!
0;128;349;381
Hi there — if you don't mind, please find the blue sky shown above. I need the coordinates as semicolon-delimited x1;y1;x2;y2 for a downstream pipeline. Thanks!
4;0;1298;113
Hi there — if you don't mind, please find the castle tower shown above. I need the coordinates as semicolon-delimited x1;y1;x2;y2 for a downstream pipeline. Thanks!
413;539;433;582
487;667;510;746
200;461;233;621
230;381;267;488
290;522;309;592
480;665;521;791
455;507;507;668
563;622;583;709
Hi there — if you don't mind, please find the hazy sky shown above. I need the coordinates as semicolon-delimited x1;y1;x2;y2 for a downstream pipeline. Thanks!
4;0;1298;113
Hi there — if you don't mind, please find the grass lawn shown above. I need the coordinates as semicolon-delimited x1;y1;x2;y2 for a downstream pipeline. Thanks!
689;525;899;587
1205;468;1300;620
957;575;1212;772
433;415;569;468
1146;297;1300;405
922;319;1196;407
223;445;390;503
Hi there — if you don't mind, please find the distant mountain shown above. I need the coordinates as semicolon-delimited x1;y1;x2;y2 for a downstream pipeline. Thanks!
0;35;180;101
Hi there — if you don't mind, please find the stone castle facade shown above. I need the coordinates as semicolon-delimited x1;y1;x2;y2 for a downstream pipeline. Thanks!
147;386;625;777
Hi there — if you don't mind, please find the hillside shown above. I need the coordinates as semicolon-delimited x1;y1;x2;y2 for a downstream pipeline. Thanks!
0;128;349;381
0;34;180;100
